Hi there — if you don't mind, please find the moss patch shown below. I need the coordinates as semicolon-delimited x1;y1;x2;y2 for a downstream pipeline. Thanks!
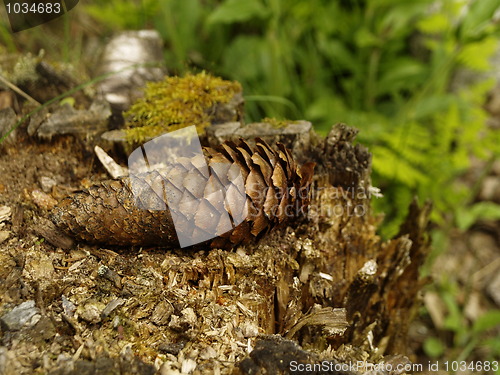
124;72;242;143
260;117;302;128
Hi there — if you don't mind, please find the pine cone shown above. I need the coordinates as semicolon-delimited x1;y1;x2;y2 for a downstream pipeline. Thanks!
50;139;315;249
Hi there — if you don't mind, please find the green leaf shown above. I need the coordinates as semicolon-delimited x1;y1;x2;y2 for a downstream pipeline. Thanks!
317;39;357;72
378;59;426;95
484;336;500;356
84;0;158;30
59;97;75;107
423;337;445;358
354;27;380;48
372;145;427;187
207;0;269;25
306;95;345;124
459;0;500;41
411;95;453;120
155;0;203;71
457;37;499;71
417;12;451;34
442;288;465;333
378;2;430;38
456;202;500;231
472;310;500;334
221;36;266;81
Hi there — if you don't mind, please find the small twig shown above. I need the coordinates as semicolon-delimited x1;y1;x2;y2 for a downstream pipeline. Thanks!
0;74;41;106
472;257;500;284
94;145;128;178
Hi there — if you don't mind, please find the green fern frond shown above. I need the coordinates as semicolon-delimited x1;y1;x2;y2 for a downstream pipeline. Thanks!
417;12;451;34
372;144;429;187
457;37;499;72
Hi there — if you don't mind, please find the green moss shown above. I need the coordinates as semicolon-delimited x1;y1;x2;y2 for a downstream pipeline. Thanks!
124;72;242;143
0;52;42;85
261;117;301;128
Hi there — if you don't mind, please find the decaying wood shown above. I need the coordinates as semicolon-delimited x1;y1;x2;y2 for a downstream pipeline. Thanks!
34;99;111;139
94;145;128;179
0;121;430;375
32;217;75;250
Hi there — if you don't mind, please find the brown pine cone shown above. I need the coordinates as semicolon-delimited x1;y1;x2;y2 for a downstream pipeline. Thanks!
50;139;315;250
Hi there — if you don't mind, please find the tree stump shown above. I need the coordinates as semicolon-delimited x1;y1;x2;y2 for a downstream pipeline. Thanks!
0;122;430;375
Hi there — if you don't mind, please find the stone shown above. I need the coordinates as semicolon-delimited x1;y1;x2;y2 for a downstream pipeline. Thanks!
0;300;41;331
